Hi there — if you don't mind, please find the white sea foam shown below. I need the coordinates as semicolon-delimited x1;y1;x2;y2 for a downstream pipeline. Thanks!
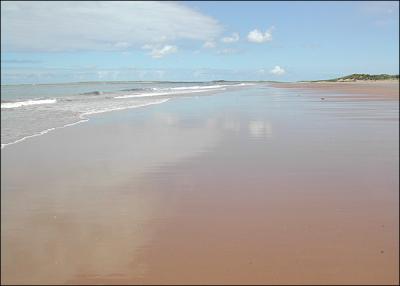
82;98;170;115
151;83;252;92
0;120;89;150
1;99;57;109
114;88;226;99
114;91;177;99
169;85;228;90
170;83;252;90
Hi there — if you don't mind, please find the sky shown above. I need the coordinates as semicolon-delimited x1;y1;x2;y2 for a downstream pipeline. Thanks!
1;1;399;84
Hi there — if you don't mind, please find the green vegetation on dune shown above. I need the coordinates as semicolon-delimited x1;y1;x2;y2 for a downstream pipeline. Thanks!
307;73;399;82
335;74;399;81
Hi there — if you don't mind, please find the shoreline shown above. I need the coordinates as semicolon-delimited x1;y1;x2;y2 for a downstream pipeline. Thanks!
1;99;171;150
270;81;399;101
1;83;255;150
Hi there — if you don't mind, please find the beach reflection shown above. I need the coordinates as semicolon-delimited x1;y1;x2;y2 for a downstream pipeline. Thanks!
1;101;229;284
248;120;273;139
2;94;268;284
221;117;241;133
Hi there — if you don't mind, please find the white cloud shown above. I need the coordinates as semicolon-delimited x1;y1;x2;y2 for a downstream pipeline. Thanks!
270;65;285;75
203;41;216;48
247;27;274;43
142;44;178;59
221;33;239;43
1;1;223;52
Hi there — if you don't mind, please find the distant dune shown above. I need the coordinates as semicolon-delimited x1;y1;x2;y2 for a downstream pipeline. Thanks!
304;73;399;83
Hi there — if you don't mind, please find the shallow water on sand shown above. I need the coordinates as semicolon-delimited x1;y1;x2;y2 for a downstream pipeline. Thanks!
1;86;398;284
1;81;250;147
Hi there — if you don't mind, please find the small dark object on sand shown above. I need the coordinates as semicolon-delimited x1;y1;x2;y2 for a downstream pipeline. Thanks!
321;97;325;100
380;250;384;254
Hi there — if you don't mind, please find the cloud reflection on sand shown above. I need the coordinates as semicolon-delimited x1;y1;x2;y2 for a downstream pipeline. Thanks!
248;120;273;138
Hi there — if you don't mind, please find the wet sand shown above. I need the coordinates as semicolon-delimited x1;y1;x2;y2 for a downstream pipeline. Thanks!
1;85;399;284
270;81;399;101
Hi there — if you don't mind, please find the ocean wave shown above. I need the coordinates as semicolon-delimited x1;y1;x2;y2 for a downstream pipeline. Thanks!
153;82;252;92
115;91;177;99
120;88;147;92
114;87;227;99
80;91;103;96
170;83;251;90
150;83;249;92
169;84;234;90
1;99;57;109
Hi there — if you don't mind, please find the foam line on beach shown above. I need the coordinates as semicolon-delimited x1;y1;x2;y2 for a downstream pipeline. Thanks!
82;98;170;115
167;83;252;90
114;88;226;99
114;83;254;99
0;119;89;150
1;99;57;109
1;98;170;150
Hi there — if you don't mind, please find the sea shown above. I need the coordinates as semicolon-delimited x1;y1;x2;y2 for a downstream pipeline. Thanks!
1;81;254;148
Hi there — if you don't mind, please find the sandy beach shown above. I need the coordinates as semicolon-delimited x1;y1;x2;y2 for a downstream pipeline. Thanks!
270;81;399;101
1;83;399;284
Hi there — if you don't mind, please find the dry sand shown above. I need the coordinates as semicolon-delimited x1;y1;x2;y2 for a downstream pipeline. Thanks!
1;84;399;284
